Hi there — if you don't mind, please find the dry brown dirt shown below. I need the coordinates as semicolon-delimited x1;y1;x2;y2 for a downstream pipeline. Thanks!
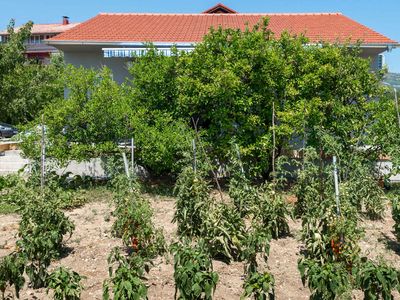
1;194;400;299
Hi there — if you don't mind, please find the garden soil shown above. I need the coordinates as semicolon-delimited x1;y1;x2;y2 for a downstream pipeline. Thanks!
1;195;400;299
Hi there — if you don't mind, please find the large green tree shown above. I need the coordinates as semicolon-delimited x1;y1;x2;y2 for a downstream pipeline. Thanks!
22;66;192;176
22;18;398;178
128;18;396;177
0;20;64;125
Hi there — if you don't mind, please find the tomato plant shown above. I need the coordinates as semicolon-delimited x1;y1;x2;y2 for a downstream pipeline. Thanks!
342;165;385;220
173;166;212;238
111;188;166;259
293;148;324;217
203;202;247;263
228;145;258;217
254;184;292;239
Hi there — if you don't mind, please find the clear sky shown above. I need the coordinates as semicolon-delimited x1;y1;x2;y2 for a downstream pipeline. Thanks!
1;0;399;72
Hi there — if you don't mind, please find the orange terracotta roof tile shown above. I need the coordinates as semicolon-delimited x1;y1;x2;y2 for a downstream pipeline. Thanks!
48;13;397;45
0;22;80;35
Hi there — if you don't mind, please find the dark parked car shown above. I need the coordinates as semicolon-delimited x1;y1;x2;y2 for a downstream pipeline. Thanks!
0;123;18;138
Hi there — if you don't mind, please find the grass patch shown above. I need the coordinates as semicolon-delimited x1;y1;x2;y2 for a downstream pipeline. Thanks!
0;202;18;214
59;187;114;210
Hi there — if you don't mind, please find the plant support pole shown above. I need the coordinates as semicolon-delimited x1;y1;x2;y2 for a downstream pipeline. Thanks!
333;156;341;216
272;101;276;184
192;139;197;173
394;88;400;129
122;152;130;179
41;114;46;193
235;143;245;175
131;138;135;178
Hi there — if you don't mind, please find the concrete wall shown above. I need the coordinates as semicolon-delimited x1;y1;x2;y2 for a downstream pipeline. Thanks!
61;45;131;84
360;47;387;70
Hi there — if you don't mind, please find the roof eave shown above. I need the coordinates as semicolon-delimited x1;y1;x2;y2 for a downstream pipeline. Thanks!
361;43;399;48
47;40;399;48
46;40;197;47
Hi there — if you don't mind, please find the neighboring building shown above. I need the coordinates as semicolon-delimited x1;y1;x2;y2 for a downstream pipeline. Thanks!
47;3;398;83
0;17;80;63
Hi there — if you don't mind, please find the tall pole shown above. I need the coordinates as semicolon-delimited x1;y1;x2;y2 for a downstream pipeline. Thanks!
272;101;276;184
41;114;46;193
192;139;197;173
235;143;245;175
333;156;341;216
394;88;400;129
131;138;135;178
302;101;306;170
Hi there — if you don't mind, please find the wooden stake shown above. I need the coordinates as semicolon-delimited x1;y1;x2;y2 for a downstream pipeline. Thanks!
192;139;197;173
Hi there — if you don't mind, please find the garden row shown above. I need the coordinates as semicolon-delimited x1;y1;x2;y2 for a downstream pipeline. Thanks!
2;142;400;299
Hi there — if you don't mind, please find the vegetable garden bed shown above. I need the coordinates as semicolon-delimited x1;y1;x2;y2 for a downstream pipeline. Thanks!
1;193;399;299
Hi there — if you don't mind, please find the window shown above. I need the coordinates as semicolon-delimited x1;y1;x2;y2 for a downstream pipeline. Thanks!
27;35;45;44
0;35;9;43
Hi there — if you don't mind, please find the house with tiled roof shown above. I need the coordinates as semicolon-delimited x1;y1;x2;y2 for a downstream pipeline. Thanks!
47;3;398;83
0;17;79;63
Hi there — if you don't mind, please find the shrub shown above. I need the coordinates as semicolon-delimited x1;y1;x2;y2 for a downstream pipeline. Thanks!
171;240;219;300
47;267;85;300
0;174;21;192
